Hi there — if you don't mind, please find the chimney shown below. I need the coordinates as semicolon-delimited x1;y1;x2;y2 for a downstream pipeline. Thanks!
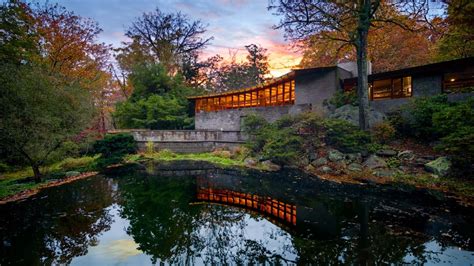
337;61;372;77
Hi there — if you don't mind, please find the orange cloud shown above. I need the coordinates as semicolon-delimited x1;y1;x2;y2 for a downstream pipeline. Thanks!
201;34;302;78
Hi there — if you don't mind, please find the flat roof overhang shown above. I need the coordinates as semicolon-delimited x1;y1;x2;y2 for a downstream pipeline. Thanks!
187;66;337;100
344;57;474;83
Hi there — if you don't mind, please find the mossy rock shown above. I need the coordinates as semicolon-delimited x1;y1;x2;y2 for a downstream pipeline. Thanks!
424;157;451;177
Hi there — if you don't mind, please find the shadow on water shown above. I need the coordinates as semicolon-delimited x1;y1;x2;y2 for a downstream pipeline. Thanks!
1;162;474;265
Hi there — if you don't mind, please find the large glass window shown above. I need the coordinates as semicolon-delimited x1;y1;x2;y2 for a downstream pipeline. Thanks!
371;76;412;100
194;79;296;112
443;67;474;93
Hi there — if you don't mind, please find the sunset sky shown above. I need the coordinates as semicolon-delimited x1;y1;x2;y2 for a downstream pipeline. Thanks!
48;0;302;77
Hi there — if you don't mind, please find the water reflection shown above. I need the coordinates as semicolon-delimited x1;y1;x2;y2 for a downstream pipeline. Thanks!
0;165;473;265
0;177;115;265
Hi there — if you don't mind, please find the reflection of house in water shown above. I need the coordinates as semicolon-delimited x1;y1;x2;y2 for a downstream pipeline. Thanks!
195;176;297;226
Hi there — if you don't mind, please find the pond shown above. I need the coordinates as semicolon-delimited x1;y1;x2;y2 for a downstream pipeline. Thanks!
1;163;473;265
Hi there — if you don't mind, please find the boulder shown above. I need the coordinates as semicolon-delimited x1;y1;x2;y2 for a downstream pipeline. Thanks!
363;155;387;170
311;157;328;167
244;158;257;167
317;166;333;174
347;162;363;172
373;169;396;178
376;149;397;157
262;160;281;171
308;151;318;162
398;150;415;161
424;157;451;177
328;149;345;162
345;153;362;163
328;104;386;127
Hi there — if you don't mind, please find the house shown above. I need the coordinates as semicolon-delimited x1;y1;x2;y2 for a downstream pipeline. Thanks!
188;57;474;131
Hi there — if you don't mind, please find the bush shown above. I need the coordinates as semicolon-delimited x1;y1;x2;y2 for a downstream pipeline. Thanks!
58;156;97;171
371;121;396;144
432;100;474;137
241;113;268;132
243;113;371;165
93;133;137;165
0;162;10;173
261;128;302;165
324;119;371;153
328;90;358;108
390;95;450;140
435;126;474;175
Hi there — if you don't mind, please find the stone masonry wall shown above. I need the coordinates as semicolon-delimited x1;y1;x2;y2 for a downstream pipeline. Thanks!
194;104;311;131
110;130;247;153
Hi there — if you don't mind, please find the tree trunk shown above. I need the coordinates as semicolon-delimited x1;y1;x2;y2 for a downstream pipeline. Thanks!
32;164;42;183
356;1;371;131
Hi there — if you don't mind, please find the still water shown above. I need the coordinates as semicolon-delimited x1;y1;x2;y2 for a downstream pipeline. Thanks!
1;164;473;265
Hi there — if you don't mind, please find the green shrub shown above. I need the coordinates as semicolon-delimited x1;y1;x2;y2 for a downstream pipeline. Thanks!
329;90;358;108
390;95;450;140
432;100;474;137
0;162;10;173
324;119;371;152
261;128;302;165
146;141;155;154
93;133;137;166
58;156;98;170
242;113;269;132
371;121;396;144
435;126;474;175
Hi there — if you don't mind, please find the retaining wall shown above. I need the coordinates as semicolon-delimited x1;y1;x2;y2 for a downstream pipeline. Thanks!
109;129;247;153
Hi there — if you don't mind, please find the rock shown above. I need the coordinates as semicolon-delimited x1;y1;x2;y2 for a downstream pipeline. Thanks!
311;157;328;167
244;158;257;167
308;151;318;162
398;150;415;160
424;157;451;177
414;157;430;166
376;149;397;157
347;163;363;172
346;153;362;163
363;155;387;170
317;166;333;174
373;169;396;178
305;164;317;172
65;171;80;177
328;149;345;162
328;104;386;127
262;160;281;171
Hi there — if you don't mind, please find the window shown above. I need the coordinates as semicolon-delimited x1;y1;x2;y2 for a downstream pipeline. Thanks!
194;79;296;112
371;76;412;100
443;67;474;93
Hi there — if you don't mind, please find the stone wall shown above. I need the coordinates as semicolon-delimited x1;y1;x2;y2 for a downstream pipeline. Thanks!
110;130;247;153
412;74;443;97
194;104;311;131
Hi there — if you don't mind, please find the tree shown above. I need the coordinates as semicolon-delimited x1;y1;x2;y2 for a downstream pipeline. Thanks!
125;8;213;75
32;2;110;90
269;0;430;130
0;63;95;181
436;0;474;60
0;0;37;64
299;23;436;73
203;44;271;93
0;1;106;180
112;63;195;130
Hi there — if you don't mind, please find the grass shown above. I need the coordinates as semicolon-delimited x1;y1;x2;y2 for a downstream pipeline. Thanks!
125;149;248;168
391;172;474;199
0;155;100;199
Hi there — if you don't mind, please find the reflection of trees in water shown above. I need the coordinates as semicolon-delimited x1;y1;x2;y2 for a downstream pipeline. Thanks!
0;177;114;265
118;174;298;264
118;169;474;265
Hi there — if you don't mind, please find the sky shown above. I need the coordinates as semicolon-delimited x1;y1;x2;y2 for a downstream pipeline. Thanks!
43;0;302;77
